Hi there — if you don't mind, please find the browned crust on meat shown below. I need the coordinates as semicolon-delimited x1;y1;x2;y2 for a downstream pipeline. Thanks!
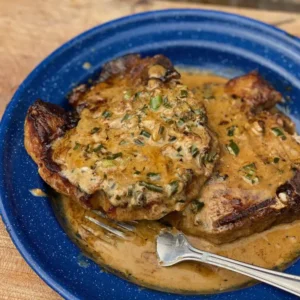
24;100;91;206
214;170;300;243
99;54;180;84
169;170;300;244
225;71;282;113
68;54;180;109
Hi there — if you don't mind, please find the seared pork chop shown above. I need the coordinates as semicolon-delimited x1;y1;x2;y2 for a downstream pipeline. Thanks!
167;72;300;244
25;54;219;221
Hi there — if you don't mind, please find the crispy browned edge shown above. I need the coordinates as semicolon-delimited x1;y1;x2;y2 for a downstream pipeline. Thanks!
210;170;300;244
69;54;180;109
225;71;282;113
166;72;300;244
24;100;91;207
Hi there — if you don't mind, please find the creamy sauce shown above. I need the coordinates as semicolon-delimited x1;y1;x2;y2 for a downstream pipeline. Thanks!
29;188;47;197
51;72;300;294
53;194;300;294
51;67;217;221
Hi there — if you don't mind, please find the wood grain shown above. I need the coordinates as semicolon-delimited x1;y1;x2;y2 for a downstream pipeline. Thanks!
1;1;300;299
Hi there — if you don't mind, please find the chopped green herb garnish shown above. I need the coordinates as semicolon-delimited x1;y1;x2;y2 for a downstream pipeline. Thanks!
134;92;141;100
190;145;199;157
271;127;286;140
226;140;240;156
202;151;217;163
134;170;141;175
134;139;144;146
169;181;179;196
243;174;259;185
194;108;204;115
93;144;104;152
162;96;172;108
106;152;123;160
140;130;151;138
169;136;177;142
139;181;163;193
194;108;207;124
123;91;131;100
243;163;256;173
147;173;161;181
161;115;174;124
158;125;165;135
73;142;81;150
191;201;204;213
177;146;182;152
227;125;237;137
150;95;162;111
85;144;91;153
180;90;188;98
141;104;148;113
91;127;100;134
119;140;127;145
273;157;280;164
121;113;130;122
127;188;133;197
177;118;185;127
102;110;112;119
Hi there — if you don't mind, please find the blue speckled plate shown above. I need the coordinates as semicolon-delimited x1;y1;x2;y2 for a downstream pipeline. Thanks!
1;9;300;300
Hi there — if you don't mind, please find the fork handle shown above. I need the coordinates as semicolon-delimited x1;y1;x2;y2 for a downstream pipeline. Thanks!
185;243;300;297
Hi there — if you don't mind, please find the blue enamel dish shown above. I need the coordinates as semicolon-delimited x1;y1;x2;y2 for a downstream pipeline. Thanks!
1;9;300;300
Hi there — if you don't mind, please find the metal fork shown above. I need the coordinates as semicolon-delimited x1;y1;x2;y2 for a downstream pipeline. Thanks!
85;210;136;238
86;212;300;297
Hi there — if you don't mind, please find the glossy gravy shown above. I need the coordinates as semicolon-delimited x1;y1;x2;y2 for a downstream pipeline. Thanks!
52;72;300;294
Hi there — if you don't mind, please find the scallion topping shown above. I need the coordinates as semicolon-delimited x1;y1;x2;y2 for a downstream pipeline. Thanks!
123;91;132;100
243;163;256;173
158;125;165;135
169;136;177;142
147;173;161;181
90;127;100;134
177;118;185;127
190;145;199;157
139;181;163;193
243;174;259;185
180;90;188;98
162;96;172;108
102;110;112;119
227;125;237;137
134;139;144;146
273;157;280;164
73;142;81;150
140;130;151;138
121;113;130;122
271;127;286;140
169;181;179;196
226;140;240;156
106;152;122;160
191;201;205;213
150;95;162;111
93;144;104;152
119;140;127;145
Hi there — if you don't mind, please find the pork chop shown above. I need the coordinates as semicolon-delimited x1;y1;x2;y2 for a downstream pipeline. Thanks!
167;72;300;244
25;54;219;221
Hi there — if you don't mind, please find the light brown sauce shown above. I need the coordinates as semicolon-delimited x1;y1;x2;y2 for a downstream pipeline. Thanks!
52;72;300;294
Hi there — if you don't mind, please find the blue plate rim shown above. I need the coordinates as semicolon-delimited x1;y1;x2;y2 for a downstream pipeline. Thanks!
1;8;300;299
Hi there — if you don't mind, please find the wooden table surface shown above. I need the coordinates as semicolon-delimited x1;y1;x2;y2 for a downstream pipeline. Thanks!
1;0;300;299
